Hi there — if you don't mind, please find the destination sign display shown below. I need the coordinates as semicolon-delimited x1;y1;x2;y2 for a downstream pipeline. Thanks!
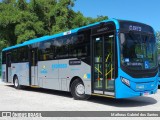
92;23;115;35
119;21;154;33
69;60;81;65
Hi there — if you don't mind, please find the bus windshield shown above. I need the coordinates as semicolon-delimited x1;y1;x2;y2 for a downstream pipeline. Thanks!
120;32;157;70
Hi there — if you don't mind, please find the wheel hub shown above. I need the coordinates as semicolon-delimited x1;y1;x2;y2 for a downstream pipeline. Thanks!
14;79;18;87
76;84;85;95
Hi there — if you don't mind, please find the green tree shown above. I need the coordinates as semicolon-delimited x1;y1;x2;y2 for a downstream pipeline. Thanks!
0;1;19;46
29;0;57;34
2;0;15;4
157;31;160;41
0;0;108;49
15;11;45;43
16;0;27;11
50;0;76;34
157;31;160;54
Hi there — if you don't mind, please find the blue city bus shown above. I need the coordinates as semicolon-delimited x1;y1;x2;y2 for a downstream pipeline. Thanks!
1;19;158;99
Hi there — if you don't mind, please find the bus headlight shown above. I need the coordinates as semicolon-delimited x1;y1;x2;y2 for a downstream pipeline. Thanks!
121;77;130;87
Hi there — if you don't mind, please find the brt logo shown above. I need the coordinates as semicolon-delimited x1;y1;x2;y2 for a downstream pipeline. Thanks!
52;64;67;70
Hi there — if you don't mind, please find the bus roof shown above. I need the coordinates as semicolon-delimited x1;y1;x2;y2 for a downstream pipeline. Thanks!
2;19;120;51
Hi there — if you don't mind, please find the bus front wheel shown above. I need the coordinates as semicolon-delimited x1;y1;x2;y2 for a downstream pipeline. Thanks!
71;79;90;100
14;76;21;89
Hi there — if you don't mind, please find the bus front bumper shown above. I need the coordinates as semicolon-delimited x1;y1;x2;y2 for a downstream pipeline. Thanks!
115;77;158;99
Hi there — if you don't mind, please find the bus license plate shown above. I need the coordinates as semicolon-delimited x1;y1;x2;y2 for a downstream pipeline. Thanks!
143;92;149;96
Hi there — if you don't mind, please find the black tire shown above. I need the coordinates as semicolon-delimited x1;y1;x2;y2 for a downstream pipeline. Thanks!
13;76;21;89
71;79;90;100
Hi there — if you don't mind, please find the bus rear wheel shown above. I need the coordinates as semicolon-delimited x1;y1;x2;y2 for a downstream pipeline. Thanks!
14;76;21;89
71;79;90;100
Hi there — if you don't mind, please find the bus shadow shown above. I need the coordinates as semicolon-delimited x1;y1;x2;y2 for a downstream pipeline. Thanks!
6;85;157;107
6;85;72;98
88;96;157;107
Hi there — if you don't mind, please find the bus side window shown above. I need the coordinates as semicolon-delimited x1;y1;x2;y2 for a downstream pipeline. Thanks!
38;41;53;61
2;51;6;64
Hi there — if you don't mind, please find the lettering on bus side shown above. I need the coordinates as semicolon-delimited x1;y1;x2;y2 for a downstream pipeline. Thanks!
97;27;109;33
91;23;115;35
52;64;67;71
69;60;81;65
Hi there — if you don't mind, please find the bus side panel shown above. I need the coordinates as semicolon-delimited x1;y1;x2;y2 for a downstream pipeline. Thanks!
31;66;38;86
58;59;70;92
38;60;59;90
59;59;91;95
8;67;12;83
2;64;6;82
11;63;29;86
37;59;91;95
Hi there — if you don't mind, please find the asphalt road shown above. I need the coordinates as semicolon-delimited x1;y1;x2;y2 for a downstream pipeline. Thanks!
0;80;160;120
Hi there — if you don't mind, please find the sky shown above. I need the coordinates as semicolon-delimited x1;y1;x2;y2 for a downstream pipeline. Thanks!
73;0;160;31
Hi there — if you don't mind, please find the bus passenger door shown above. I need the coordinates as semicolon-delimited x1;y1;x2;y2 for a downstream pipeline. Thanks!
30;49;38;86
6;53;11;83
92;33;115;96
